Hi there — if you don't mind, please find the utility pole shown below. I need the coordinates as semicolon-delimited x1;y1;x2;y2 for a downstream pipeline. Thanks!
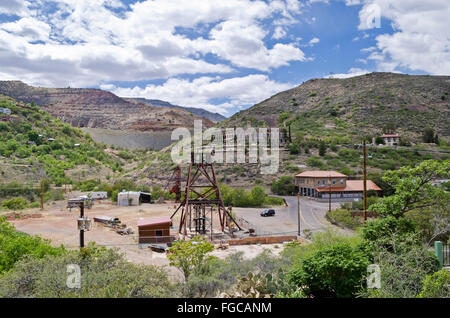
40;179;44;210
68;199;91;250
79;202;85;248
363;139;367;222
297;194;301;236
328;175;332;213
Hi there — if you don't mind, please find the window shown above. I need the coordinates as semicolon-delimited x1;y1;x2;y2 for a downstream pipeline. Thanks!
156;230;163;237
332;179;336;185
340;179;344;184
322;179;326;185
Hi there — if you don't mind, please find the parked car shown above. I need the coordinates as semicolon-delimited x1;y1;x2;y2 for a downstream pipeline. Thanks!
260;209;275;217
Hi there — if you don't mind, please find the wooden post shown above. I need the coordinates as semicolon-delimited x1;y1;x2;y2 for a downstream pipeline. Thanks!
328;175;331;213
297;194;301;236
79;202;85;249
40;179;44;210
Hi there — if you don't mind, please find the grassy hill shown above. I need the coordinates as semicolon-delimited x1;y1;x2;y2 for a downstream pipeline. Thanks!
221;72;450;143
0;94;125;186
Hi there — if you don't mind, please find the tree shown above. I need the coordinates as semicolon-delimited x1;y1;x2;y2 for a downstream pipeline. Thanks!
271;176;296;196
361;216;417;252
370;160;450;219
27;130;41;144
250;186;266;207
288;143;299;155
318;141;327;156
434;133;439;145
288;243;370;298
151;185;164;200
167;236;214;280
375;136;385;145
422;127;435;143
358;236;440;298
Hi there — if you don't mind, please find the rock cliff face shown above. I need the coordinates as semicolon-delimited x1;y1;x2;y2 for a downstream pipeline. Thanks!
124;97;227;122
0;81;214;131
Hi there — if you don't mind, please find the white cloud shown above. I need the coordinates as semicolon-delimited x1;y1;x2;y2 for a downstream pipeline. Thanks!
355;0;450;75
1;17;51;42
309;37;320;45
360;46;376;53
109;74;293;116
272;26;287;39
345;0;362;5
0;0;29;16
325;68;370;79
0;0;308;87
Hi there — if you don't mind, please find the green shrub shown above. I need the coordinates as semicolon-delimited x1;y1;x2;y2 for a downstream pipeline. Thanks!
361;216;417;252
1;197;28;211
288;143;299;155
417;268;450;298
306;156;324;168
264;196;284;206
151;185;164;201
0;218;65;273
359;241;440;298
288;243;370;297
0;244;178;297
326;208;361;229
28;201;41;209
271;176;296;196
118;151;134;160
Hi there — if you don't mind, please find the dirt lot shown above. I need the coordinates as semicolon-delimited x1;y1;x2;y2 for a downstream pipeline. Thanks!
6;198;290;276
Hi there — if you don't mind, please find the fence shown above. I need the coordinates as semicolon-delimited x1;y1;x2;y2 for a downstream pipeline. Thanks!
444;243;450;267
434;241;450;268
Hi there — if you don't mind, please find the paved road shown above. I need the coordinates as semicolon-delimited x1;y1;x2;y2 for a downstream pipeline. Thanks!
233;196;343;237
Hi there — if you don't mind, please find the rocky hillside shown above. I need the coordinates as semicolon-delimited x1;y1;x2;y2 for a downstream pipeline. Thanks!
0;94;126;184
0;81;214;132
125;97;226;122
221;72;450;142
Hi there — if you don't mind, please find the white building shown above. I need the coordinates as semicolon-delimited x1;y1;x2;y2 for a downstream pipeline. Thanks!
117;191;152;206
380;134;400;146
0;108;11;115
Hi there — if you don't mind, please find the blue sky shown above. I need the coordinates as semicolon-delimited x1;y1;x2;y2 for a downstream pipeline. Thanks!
0;0;448;116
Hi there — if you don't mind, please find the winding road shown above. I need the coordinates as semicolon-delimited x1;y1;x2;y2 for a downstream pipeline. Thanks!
233;196;344;237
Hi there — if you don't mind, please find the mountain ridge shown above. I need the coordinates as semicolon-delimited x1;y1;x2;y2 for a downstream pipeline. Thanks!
221;72;450;142
124;97;226;122
0;81;214;132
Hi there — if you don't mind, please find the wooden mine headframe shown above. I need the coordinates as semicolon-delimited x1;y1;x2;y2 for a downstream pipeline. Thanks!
164;165;182;203
170;153;242;236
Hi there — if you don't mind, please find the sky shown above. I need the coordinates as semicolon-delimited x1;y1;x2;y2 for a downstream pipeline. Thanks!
0;0;449;117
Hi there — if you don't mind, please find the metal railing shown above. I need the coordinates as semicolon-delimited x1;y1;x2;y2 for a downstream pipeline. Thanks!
443;244;450;267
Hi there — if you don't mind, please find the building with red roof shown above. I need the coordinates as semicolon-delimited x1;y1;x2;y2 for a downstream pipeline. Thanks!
294;171;381;202
137;216;175;244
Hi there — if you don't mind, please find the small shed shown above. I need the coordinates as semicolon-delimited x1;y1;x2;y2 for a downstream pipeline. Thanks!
117;191;152;206
138;216;174;244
